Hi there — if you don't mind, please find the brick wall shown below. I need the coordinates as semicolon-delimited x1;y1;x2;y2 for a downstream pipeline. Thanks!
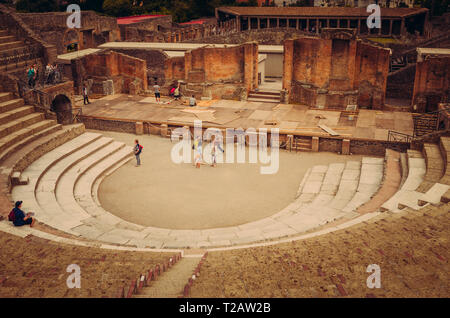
71;50;147;95
412;56;450;113
284;30;390;110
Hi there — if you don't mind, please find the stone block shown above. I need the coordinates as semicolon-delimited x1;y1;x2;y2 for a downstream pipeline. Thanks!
342;139;350;155
312;136;319;152
135;122;143;135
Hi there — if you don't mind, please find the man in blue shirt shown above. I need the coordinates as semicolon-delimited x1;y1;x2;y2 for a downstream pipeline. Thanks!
134;139;142;166
12;201;35;227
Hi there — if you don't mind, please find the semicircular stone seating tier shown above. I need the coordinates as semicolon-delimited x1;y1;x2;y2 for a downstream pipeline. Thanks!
10;131;384;249
10;131;450;249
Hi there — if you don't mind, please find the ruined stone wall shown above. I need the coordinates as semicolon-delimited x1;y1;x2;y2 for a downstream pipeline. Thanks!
17;11;120;54
71;50;147;95
165;56;185;84
109;48;167;85
284;30;389;110
183;42;258;96
355;42;390;109
386;63;416;100
119;16;172;41
412;56;450;113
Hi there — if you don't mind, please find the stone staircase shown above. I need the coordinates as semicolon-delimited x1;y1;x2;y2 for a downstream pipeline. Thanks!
133;255;202;298
412;112;439;137
247;90;281;103
291;135;312;152
0;28;41;75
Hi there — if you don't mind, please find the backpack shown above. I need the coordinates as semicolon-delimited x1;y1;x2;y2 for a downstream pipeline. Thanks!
139;145;143;151
8;209;15;222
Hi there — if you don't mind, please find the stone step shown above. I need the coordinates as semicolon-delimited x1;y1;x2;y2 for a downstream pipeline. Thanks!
342;157;384;213
56;141;127;223
0;119;56;154
0;98;25;113
248;93;280;100
417;143;445;193
0;112;44;139
247;97;279;103
0;36;16;44
326;160;361;210
357;149;402;214
0;59;41;73
0;123;63;168
0;45;28;56
0;41;23;52
249;90;280;97
12;133;104;233
0;106;34;125
0;92;13;104
0;30;8;37
380;150;426;212
133;257;201;298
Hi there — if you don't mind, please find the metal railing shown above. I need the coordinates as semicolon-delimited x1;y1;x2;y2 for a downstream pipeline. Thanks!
387;130;414;143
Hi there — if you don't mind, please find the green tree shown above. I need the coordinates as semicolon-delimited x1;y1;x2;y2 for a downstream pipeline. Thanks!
15;0;58;12
102;0;133;17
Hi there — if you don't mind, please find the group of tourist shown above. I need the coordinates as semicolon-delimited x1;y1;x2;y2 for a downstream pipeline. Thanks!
44;63;61;85
26;63;61;89
193;135;224;169
153;82;197;106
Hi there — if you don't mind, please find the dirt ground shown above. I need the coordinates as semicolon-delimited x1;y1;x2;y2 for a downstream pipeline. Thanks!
95;130;364;230
0;231;171;298
189;205;450;298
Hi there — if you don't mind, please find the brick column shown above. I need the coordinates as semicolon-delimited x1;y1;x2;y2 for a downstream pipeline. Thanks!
316;18;319;34
306;19;309;31
277;18;279;28
312;137;319;152
342;139;350;155
282;39;294;93
135;122;143;135
296;19;299;30
248;17;251;30
257;17;260;29
400;18;406;36
389;19;393;35
357;19;361;35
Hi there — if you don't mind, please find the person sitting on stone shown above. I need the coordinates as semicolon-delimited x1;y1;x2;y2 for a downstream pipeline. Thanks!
189;95;196;107
11;201;36;227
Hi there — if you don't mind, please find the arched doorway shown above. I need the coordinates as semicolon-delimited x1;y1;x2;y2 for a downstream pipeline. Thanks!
51;94;73;125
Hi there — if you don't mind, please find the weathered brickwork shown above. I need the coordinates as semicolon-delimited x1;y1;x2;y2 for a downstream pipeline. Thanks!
412;56;450;113
284;29;390;110
71;50;148;95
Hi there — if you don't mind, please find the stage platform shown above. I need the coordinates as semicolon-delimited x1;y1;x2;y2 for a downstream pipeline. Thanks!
79;94;414;140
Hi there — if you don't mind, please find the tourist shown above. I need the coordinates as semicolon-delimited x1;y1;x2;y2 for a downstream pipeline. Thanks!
212;134;225;154
82;84;91;105
10;201;36;227
153;81;161;103
189;95;197;107
210;141;217;167
174;84;181;101
134;139;143;166
27;65;36;88
193;137;202;168
170;86;176;98
45;63;53;84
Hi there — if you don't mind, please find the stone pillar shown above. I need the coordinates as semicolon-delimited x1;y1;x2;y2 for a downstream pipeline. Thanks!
135;122;143;135
306;19;309;31
389;19;393;35
316;18;319;34
282;40;294;92
296;19;299;30
327;19;330;28
277;18;279;28
287;135;293;151
160;124;168;137
257;17;260;29
311;136;319;152
248;17;251;30
342;139;350;155
357;19;361;34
